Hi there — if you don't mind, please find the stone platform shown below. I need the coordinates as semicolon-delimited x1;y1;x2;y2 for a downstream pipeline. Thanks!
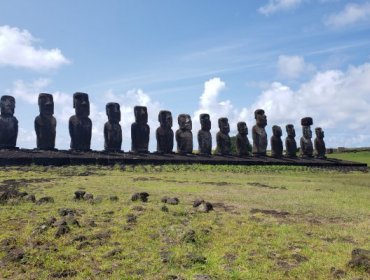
0;149;366;168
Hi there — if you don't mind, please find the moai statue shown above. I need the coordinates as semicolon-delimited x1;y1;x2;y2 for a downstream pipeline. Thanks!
131;106;150;153
197;113;212;156
216;117;231;155
314;127;326;159
0;95;18;149
285;124;297;157
156;110;174;154
35;93;56;150
69;92;92;151
236;121;251;156
271;125;283;158
300;117;313;158
176;114;193;155
104;102;122;152
252;109;268;156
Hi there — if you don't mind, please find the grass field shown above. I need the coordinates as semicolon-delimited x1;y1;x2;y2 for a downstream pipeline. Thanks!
0;158;369;279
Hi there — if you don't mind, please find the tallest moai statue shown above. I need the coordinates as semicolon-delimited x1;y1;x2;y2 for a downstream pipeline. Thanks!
252;109;267;156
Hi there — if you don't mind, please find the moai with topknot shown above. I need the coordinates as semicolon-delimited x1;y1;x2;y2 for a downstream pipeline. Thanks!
104;102;122;152
69;92;92;151
156;110;174;154
0;95;18;149
236;121;251;156
197;114;212;156
35;93;56;150
271;125;283;158
131;106;150;153
252;109;268;156
285;124;297;157
314;127;326;159
300;117;313;158
176;114;193;155
216;117;231;155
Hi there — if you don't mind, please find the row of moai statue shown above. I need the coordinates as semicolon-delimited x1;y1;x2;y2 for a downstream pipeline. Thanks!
0;93;327;159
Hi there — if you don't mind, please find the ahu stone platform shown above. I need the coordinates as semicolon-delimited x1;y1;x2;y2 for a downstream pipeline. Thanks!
0;149;366;168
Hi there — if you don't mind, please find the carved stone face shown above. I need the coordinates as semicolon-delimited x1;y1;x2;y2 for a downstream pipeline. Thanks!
303;126;312;139
218;118;230;134
178;114;192;131
286;125;295;138
159;111;172;128
38;93;54;117
200;114;211;131
73;92;90;117
255;109;267;128
272;125;282;137
1;95;15;117
106;103;121;123
315;127;324;139
134;106;148;124
237;122;248;135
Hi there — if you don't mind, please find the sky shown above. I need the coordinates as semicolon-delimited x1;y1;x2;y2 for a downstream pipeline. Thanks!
1;0;370;150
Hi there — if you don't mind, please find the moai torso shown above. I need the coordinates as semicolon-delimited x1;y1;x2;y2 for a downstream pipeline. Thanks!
252;109;268;156
216;117;231;155
285;124;297;157
131;106;149;153
197;114;212;155
236;122;250;156
314;127;326;159
104;103;122;152
300;117;313;158
69;92;92;151
156;111;174;154
271;125;283;158
0;95;18;149
35;93;56;150
176;114;193;154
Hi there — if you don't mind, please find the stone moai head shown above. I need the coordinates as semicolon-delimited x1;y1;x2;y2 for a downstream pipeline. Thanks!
38;93;54;117
158;110;172;128
315;127;324;139
254;109;267;128
200;114;211;131
106;102;121;123
272;125;282;137
301;117;313;139
134;106;148;124
1;95;15;117
218;117;230;134
237;121;248;135
73;92;90;118
178;114;192;131
286;124;296;138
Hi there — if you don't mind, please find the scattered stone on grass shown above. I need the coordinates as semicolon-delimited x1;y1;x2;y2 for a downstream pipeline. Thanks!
72;235;87;242
36;196;54;205
131;205;145;212
131;192;149;202
330;267;346;279
103;211;114;215
76;241;91;250
25;194;36;203
50;270;77;278
166;275;185;280
58;208;76;217
250;208;289;217
182;230;196;243
74;190;86;200
109;196;119;201
88;220;97;227
291;253;308;263
196;201;213;213
126;214;137;224
193;275;212;280
92;231;111;240
2;248;25;263
161;205;169;212
167;197;179;205
104;248;122;258
0;237;17;250
347;248;370;273
193;199;204;208
186;253;207;265
55;225;70;238
84;193;94;200
248;182;287;190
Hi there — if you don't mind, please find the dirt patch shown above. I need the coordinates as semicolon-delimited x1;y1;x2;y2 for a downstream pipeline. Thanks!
1;178;53;189
212;202;236;212
132;176;161;182
250;208;290;217
200;181;235;186
248;182;287;190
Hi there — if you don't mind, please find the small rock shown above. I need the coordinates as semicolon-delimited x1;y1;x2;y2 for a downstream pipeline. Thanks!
18;192;28;197
161;205;169;212
187;253;206;264
161;196;169;203
88;220;97;227
131;205;145;212
72;235;87;242
50;270;77;278
196;202;213;213
126;214;137;224
330;267;346;279
167;197;179;205
103;248;122;258
25;194;36;203
74;190;86;200
2;248;25;263
193;275;212;280
84;193;94;200
131;192;149;202
36;196;54;205
109;196;119;201
193;199;204;208
348;248;370;273
55;225;70;238
76;241;91;250
182;230;196;243
92;231;111;240
0;237;17;250
58;208;76;217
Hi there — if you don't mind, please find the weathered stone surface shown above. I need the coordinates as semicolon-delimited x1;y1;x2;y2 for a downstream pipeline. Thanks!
36;196;54;205
300;117;314;158
176;114;193;155
2;248;25;263
35;93;56;150
314;127;326;159
69;92;92;151
74;191;86;200
271;125;283;158
197;114;212;155
347;248;370;273
252;109;267;156
131;106;150;153
216;117;231;155
55;225;70;238
131;192;149;202
0;95;18;149
104;102;122;152
236;122;251;156
285;124;297;157
156;110;174;154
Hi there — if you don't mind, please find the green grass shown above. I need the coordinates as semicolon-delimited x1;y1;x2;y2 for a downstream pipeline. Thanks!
328;151;370;166
0;162;369;280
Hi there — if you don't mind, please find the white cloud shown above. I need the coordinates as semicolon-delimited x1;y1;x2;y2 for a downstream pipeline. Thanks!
258;0;303;16
277;55;315;79
0;25;70;70
325;2;370;28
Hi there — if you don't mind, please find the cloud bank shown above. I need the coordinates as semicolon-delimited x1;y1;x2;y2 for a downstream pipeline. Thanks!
259;0;303;16
325;2;370;28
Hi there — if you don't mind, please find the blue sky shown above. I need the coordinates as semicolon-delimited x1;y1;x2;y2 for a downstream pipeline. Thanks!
1;0;370;150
